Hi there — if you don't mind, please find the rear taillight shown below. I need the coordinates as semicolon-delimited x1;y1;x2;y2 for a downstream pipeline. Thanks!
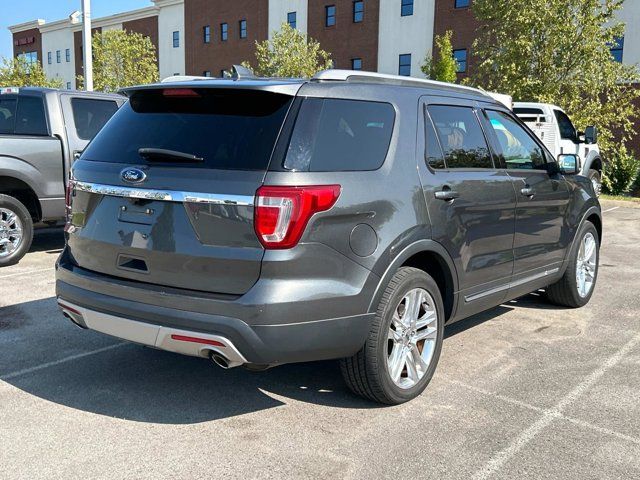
254;185;341;249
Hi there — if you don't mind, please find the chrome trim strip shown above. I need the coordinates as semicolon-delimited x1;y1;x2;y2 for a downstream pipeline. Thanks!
73;181;254;206
464;268;560;303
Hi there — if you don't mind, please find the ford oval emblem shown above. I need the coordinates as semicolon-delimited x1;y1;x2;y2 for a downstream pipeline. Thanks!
121;168;146;184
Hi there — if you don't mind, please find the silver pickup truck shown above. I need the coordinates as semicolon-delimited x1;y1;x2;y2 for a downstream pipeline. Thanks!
0;87;125;266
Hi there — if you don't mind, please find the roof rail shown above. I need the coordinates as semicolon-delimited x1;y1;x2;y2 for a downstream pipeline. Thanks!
312;69;491;98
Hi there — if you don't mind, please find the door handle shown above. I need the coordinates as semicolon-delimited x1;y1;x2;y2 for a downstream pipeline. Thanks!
520;186;536;197
434;188;460;201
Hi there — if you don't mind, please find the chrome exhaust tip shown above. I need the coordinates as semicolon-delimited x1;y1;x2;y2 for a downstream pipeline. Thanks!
210;351;231;369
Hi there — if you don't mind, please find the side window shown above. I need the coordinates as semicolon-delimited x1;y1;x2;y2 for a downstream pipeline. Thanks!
0;97;18;134
424;109;445;169
554;110;576;141
485;110;546;170
284;98;395;172
14;96;48;136
71;98;119;140
427;105;493;168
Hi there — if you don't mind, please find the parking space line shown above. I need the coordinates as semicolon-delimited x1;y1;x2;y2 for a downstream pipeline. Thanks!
0;343;127;382
602;206;620;213
0;267;55;280
447;379;640;447
470;330;640;480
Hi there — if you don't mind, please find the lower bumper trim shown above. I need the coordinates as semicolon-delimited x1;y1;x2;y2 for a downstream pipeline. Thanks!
57;299;248;368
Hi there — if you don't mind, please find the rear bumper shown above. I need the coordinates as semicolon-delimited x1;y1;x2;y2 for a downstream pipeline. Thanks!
55;249;376;366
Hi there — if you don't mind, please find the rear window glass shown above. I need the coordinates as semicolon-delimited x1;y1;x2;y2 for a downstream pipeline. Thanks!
14;96;48;136
81;89;292;170
283;98;395;171
514;107;547;123
71;98;119;140
0;97;17;134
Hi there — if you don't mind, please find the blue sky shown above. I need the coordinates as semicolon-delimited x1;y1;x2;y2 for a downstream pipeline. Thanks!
1;0;153;60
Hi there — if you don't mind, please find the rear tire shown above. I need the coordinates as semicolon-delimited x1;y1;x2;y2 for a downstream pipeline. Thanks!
546;221;599;308
341;267;444;405
588;169;601;197
0;194;33;267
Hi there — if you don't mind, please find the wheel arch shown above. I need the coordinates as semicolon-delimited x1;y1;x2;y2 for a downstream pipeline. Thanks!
368;240;459;322
0;176;42;222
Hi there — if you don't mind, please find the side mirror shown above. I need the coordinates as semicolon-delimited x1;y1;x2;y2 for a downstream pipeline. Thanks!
584;125;597;145
557;154;580;174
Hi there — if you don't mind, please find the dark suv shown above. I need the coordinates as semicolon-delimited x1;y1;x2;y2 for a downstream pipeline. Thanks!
56;70;601;404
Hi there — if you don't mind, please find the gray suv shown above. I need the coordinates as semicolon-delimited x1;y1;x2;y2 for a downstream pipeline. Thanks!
56;70;601;404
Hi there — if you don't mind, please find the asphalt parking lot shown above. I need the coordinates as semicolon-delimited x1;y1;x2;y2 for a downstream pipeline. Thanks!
1;201;639;479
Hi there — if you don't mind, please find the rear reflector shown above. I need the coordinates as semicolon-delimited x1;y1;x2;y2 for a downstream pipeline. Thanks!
170;334;225;347
58;301;81;316
254;185;341;249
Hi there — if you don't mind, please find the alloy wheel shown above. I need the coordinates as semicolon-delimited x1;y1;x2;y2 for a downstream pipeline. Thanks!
387;288;438;389
576;232;597;298
0;208;23;258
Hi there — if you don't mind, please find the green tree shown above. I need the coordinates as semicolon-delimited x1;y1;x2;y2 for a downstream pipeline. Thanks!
0;56;62;88
78;30;159;92
242;23;332;78
470;0;640;153
602;144;640;194
421;30;458;83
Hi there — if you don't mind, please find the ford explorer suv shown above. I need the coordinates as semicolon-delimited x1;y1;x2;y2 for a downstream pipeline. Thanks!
0;87;125;266
56;70;601;404
514;102;602;195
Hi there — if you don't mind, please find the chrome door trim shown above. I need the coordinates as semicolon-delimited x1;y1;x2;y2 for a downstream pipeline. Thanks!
464;267;560;303
73;181;255;206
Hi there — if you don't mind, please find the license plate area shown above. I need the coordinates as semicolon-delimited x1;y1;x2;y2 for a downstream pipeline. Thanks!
117;200;160;225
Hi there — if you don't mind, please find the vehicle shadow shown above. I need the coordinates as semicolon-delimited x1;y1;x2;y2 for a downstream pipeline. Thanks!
30;227;65;254
2;291;557;424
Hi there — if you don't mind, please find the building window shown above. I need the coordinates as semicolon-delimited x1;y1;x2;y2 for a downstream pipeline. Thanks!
326;5;336;27
353;1;364;22
453;49;467;72
172;31;179;48
610;36;624;62
398;53;411;76
203;71;212;77
56;50;61;63
66;48;70;62
288;11;297;28
455;0;470;8
220;69;226;78
401;0;414;16
221;23;228;41
239;19;247;39
203;25;210;43
351;58;362;70
66;82;72;90
47;52;52;65
18;51;38;67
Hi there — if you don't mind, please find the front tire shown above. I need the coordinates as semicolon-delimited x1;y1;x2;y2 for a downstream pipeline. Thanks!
588;169;602;197
0;194;33;267
341;267;444;405
546;221;599;308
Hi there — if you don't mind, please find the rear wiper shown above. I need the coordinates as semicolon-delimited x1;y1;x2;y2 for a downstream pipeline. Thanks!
138;148;203;162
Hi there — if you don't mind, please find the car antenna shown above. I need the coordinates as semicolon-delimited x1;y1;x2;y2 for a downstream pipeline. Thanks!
231;65;258;80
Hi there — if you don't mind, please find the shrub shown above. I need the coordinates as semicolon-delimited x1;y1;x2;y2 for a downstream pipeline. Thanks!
602;145;640;195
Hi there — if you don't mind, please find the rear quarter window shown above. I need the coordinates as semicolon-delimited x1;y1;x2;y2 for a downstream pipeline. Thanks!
283;98;395;172
71;98;119;140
